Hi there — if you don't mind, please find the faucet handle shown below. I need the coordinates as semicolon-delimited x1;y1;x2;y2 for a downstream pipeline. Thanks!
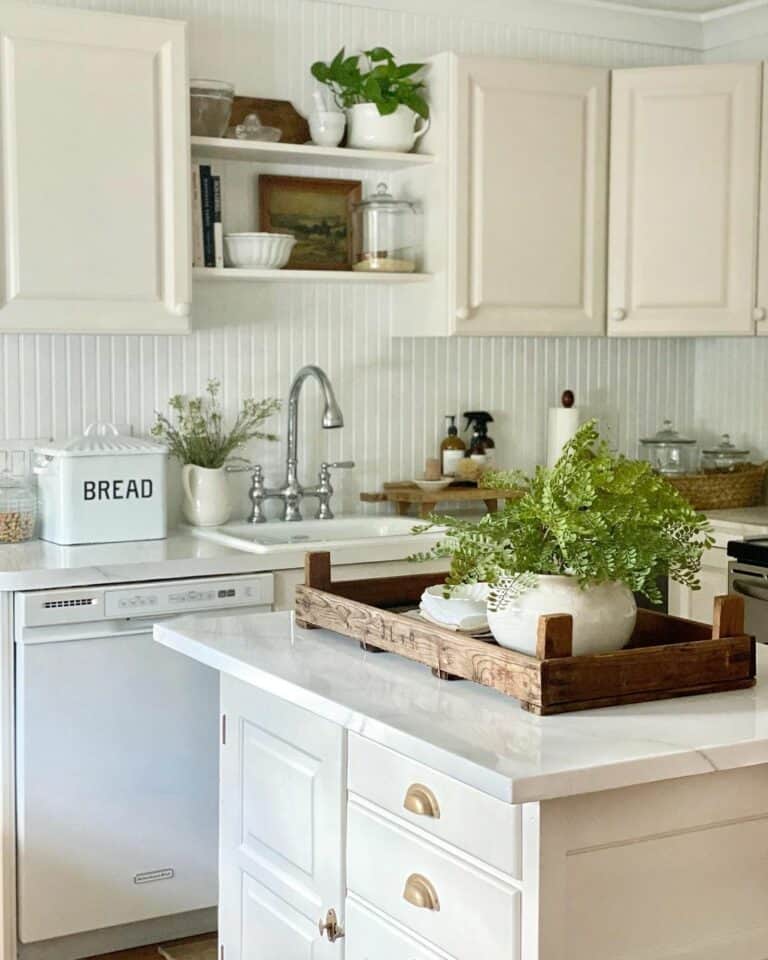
322;460;355;472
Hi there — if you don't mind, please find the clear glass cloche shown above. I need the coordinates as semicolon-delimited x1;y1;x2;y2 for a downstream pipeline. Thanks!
639;419;697;475
352;183;421;274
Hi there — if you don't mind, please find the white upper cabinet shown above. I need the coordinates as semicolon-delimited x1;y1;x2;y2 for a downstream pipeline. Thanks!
0;3;190;333
403;54;609;337
608;62;762;338
757;67;768;336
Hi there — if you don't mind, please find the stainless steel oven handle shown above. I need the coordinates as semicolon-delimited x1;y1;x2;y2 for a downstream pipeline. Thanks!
731;579;768;603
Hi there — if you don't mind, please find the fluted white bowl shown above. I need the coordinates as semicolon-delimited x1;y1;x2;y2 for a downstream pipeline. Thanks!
224;232;296;269
420;583;490;631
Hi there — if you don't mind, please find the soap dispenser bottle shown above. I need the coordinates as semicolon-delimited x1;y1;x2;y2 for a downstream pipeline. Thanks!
440;415;466;476
464;411;496;466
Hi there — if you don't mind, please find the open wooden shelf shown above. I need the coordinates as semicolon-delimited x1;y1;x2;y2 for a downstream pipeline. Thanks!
190;135;434;171
193;267;431;284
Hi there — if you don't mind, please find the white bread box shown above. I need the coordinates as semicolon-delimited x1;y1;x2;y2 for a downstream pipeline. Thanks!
34;424;168;545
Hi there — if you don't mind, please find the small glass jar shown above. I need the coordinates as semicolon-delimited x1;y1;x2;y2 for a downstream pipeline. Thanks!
639;420;697;475
0;470;37;543
352;183;421;274
700;434;750;473
190;79;234;138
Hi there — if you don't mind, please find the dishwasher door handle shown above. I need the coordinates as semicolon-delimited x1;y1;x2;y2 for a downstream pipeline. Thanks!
731;579;768;603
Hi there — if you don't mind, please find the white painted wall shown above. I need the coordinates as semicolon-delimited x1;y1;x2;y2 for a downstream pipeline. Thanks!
7;0;702;518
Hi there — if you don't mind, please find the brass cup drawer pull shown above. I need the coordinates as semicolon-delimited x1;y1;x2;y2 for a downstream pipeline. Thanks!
403;873;440;911
403;782;440;819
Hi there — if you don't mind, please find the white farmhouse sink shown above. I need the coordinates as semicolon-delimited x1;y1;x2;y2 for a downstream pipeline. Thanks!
187;515;440;556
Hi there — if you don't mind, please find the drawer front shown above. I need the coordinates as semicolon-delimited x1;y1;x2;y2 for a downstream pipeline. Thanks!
346;897;451;960
349;734;521;877
348;800;520;960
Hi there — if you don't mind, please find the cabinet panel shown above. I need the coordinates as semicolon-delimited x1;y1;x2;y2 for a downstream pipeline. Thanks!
219;676;345;960
345;897;449;960
0;3;190;332
757;65;768;335
608;63;761;337
455;58;608;336
667;546;728;623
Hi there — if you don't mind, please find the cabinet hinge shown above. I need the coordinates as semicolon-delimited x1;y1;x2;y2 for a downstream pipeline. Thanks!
221;714;227;746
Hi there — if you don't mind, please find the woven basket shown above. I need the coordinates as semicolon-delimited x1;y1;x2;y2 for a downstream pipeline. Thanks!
663;462;768;511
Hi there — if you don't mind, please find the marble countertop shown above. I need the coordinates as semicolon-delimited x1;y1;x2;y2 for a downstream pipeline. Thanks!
0;533;275;591
155;609;768;805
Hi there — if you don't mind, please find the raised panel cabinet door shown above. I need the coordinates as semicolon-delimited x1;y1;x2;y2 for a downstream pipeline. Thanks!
608;62;761;337
454;58;608;336
0;2;190;333
219;675;346;960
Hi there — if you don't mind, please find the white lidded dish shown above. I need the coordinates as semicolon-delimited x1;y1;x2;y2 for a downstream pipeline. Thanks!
34;423;167;545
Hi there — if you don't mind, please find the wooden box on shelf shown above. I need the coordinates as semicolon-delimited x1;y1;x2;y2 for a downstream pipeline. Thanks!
295;552;756;716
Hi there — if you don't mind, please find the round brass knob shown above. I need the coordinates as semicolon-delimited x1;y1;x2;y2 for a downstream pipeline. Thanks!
402;873;440;911
403;783;440;819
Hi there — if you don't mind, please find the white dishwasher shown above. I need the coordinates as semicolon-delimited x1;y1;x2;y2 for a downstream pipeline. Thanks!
14;572;273;947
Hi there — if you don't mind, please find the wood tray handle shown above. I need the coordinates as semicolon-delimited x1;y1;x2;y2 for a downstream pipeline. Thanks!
712;594;744;639
304;551;332;590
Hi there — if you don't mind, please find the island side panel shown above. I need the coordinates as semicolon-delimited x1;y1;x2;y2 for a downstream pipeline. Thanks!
537;765;768;959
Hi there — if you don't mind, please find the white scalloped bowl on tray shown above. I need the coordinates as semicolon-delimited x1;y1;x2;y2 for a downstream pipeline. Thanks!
224;232;296;269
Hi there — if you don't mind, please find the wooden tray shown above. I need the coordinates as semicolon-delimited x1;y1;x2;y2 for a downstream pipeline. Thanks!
295;553;756;715
360;481;521;517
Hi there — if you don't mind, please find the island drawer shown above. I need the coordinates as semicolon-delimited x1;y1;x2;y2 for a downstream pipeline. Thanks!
349;734;521;877
345;896;450;960
347;799;520;960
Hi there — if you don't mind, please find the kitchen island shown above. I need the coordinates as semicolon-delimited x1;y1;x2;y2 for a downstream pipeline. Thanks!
156;610;768;960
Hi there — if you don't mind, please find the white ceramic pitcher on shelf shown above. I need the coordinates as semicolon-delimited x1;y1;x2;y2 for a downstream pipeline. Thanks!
347;103;429;152
181;464;231;526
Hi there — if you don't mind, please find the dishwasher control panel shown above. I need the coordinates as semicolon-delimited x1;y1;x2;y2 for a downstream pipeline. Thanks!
18;573;274;627
104;574;273;618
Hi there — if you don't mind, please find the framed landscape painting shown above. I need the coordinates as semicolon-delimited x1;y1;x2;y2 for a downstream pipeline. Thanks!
258;175;362;270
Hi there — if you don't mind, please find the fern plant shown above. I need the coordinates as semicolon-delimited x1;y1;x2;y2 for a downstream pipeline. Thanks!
411;421;713;605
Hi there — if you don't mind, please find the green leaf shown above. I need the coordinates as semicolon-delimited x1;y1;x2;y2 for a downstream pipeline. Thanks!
363;74;382;102
375;98;399;115
396;62;425;78
330;46;345;73
310;62;329;82
404;92;429;118
366;46;394;62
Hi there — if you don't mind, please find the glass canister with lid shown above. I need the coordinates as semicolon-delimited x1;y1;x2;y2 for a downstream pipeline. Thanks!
352;183;421;273
639;420;697;475
0;457;37;543
700;434;750;473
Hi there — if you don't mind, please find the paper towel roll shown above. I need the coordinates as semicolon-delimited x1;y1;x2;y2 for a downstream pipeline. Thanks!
547;406;580;467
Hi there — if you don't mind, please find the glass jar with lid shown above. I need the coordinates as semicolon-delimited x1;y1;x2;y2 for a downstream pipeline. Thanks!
639;420;697;475
700;434;750;473
0;464;37;543
352;183;421;274
189;79;235;138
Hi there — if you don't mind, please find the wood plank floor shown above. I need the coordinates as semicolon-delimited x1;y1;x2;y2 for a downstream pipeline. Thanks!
84;933;214;960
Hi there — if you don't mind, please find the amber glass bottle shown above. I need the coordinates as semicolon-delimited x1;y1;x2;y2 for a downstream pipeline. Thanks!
440;415;466;476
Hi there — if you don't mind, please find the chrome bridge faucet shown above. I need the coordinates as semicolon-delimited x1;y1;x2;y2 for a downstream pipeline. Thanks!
247;365;354;522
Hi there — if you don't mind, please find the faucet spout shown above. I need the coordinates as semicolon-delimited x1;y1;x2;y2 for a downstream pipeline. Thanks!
283;365;344;520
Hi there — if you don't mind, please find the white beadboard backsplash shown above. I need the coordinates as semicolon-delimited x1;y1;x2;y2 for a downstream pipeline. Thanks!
10;0;703;517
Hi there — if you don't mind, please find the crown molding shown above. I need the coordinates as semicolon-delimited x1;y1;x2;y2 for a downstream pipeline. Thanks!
319;0;768;52
321;0;704;49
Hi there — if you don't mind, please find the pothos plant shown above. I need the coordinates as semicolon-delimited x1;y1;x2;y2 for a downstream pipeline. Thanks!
151;379;281;470
310;46;429;118
411;421;713;606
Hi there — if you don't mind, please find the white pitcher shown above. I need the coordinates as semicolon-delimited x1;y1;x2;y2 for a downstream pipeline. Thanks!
347;103;429;153
181;464;231;526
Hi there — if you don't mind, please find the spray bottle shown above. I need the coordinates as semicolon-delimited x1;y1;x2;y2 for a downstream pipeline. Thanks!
463;411;496;467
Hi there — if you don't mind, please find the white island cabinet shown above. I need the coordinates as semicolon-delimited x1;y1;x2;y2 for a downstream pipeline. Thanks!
156;612;768;960
0;2;190;333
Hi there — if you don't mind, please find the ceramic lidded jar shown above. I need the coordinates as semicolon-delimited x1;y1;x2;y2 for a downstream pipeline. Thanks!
639;420;697;475
352;183;421;274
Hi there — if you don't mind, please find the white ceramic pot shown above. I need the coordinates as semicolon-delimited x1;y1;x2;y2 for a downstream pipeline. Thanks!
347;103;429;153
309;110;346;147
487;575;637;656
181;464;231;527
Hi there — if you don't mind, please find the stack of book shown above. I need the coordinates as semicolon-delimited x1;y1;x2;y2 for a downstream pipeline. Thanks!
191;162;223;268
